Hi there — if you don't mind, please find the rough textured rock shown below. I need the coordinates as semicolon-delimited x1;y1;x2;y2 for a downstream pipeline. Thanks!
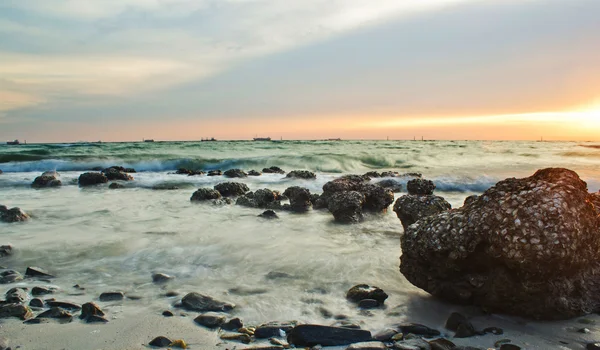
407;178;436;195
283;186;312;212
346;284;389;305
400;168;600;320
149;336;172;347
286;170;316;179
78;172;109;186
360;184;395;212
287;324;372;347
376;179;403;193
248;170;262;176
0;303;33;320
102;167;133;181
263;166;285;174
6;287;28;304
152;273;173;283
31;172;62;188
207;169;222;176
393;195;451;231
180;292;235;312
214;182;249;197
224;169;247;178
237;189;281;209
80;302;105;320
0;206;30;223
190;188;222;201
194;312;226;328
328;191;365;223
104;166;136;173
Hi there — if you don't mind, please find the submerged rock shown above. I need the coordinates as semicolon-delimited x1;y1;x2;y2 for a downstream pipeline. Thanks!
25;266;54;278
99;291;124;301
259;210;279;219
152;273;174;284
328;191;365;223
263;166;286;174
346;284;388;305
180;292;235;312
214;182;249;197
0;206;29;223
238;189;281;209
286;170;316;179
248;170;262;176
283;186;312;212
207;170;222;176
393;195;451;231
190;188;222;201
400;168;600;320
101;167;133;181
78;172;108;186
0;270;23;284
376;179;403;193
0;245;13;258
109;182;125;189
224;169;247;178
287;324;372;347
31;172;62;188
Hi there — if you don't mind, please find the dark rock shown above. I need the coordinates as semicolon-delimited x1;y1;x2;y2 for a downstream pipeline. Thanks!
37;307;73;320
187;170;205;176
151;183;181;190
360;184;394;212
358;299;380;309
259;210;279;219
407;178;436;195
499;345;521;350
29;298;44;308
445;313;476;338
0;169;2;174
149;336;173;347
318;175;394;216
393;195;451;231
0;245;12;258
212;198;233;205
222;317;244;331
373;328;399;341
194;312;226;328
109;182;125;189
5;287;28;303
394;323;441;337
394;338;431;350
78;172;109;186
248;170;262;176
255;322;296;338
286;170;316;179
331;320;361;329
347;284;388;304
347;341;387;350
207;170;222;176
587;344;600;350
376;179;403;193
287;324;372;347
191;188;222;201
31;173;62;188
0;207;30;223
224;169;247;178
80;302;105;320
263;166;285;174
86;315;109;323
254;189;280;208
31;286;54;296
0;269;23;284
463;195;478;206
162;310;174;317
24;318;50;324
104;166;135;173
0;303;33;319
283;186;312;212
328;191;365;223
176;168;192;175
214;182;250;197
101;167;133;181
25;266;54;278
400;168;600;320
99;291;124;302
152;273;173;283
180;292;235;312
429;338;456;350
46;301;81;310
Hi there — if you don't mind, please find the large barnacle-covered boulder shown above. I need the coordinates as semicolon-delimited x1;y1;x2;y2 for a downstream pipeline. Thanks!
400;168;600;320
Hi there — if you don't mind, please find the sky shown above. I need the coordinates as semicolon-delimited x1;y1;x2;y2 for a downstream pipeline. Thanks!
0;0;599;142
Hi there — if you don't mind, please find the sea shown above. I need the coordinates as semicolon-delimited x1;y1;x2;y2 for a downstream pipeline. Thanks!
1;140;600;340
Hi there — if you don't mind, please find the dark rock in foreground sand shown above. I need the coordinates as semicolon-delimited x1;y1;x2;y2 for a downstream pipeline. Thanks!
286;170;316;179
80;302;105;320
149;336;172;347
214;182;249;197
194;312;226;328
401;168;600;320
180;292;235;312
287;324;372;347
393;195;451;231
0;206;29;223
190;188;222;201
78;172;108;186
346;284;388;305
46;301;81;310
6;287;28;303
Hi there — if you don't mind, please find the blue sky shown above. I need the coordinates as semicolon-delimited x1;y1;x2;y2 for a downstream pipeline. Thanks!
1;0;599;141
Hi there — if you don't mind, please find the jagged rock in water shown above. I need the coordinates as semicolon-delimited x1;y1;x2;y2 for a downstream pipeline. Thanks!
283;186;312;212
393;195;452;231
248;170;262;176
360;184;395;212
407;178;436;195
286;170;316;179
207;169;222;176
400;168;600;320
5;287;28;304
224;169;247;178
328;191;365;224
237;188;282;209
78;172;109;186
0;270;23;284
31;172;62;188
25;266;54;278
376;179;402;193
263;166;285;174
0;206;30;223
191;188;222;201
101;167;133;181
214;182;249;197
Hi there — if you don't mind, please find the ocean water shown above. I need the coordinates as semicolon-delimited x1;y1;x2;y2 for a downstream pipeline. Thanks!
1;141;600;337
